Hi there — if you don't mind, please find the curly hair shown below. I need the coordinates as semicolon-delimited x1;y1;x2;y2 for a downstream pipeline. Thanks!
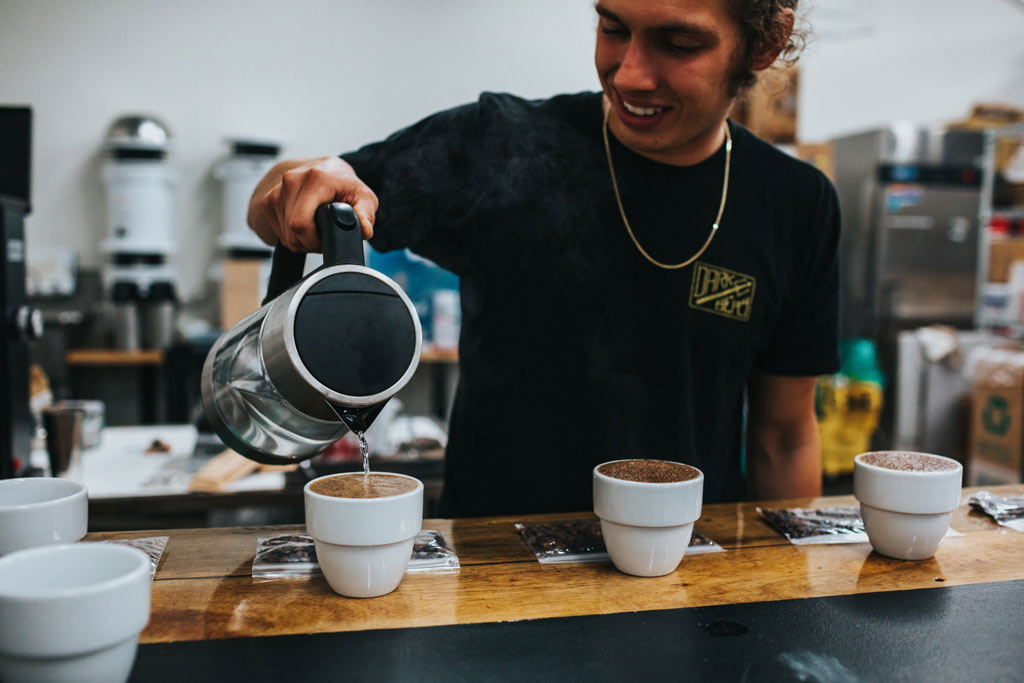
725;0;807;94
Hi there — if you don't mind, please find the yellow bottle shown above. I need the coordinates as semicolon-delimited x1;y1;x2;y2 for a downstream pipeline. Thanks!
817;339;885;478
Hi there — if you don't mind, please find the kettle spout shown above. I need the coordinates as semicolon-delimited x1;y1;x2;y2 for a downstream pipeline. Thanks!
327;401;387;434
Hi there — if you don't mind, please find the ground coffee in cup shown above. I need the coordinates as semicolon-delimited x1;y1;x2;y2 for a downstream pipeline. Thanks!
597;459;700;483
859;451;958;472
309;473;418;499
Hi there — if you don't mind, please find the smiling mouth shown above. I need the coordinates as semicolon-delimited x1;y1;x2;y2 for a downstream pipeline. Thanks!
621;100;667;117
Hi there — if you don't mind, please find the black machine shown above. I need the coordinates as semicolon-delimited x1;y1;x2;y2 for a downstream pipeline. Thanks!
1;106;43;478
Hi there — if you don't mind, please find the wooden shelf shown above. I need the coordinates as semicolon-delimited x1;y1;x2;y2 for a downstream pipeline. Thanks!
66;347;452;367
66;348;165;366
420;348;458;364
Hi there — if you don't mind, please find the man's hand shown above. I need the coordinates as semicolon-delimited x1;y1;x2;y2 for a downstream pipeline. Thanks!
745;372;822;501
247;156;379;252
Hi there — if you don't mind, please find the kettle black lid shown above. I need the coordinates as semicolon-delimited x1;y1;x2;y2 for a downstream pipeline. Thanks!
293;271;418;398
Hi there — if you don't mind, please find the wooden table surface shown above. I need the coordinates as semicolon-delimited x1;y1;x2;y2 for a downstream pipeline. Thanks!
86;484;1024;645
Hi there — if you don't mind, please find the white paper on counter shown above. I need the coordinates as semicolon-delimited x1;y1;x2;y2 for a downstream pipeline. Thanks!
74;425;199;498
52;425;290;499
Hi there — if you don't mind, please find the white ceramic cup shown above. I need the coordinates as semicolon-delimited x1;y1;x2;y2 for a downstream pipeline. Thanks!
304;472;423;598
854;451;963;561
0;478;88;555
0;543;152;683
593;459;704;577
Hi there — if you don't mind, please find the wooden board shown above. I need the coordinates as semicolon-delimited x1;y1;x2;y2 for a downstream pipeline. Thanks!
66;348;165;366
85;485;1024;644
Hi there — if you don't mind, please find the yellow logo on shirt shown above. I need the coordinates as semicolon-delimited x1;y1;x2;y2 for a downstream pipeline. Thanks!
689;262;755;322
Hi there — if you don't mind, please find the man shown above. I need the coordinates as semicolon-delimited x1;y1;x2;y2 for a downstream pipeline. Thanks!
248;0;839;516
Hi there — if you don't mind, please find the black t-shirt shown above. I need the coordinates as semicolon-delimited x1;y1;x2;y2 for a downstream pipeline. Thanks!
343;91;840;517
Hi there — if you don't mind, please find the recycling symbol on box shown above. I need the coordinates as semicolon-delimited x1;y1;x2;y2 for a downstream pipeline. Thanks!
982;396;1011;436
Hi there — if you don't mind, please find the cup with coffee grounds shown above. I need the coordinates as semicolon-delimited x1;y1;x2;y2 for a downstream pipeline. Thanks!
854;451;963;561
304;472;423;597
593;459;704;577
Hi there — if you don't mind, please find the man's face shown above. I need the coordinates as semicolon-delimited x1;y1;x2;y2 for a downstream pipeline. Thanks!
594;0;744;166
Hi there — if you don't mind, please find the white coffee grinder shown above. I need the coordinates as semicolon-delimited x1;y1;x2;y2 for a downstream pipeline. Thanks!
101;115;178;349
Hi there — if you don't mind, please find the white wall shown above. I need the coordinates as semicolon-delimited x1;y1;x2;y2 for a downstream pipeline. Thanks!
0;0;599;302
799;0;1024;141
2;0;1023;304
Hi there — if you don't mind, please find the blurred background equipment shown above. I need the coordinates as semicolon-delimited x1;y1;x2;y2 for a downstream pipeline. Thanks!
1;105;42;478
54;399;105;450
214;138;279;256
214;138;280;330
894;328;1001;473
41;405;84;478
833;124;984;341
978;123;1024;331
368;249;459;352
102;115;179;350
832;124;985;448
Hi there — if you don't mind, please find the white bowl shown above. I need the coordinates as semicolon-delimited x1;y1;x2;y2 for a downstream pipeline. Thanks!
0;543;152;683
593;460;704;577
0;478;88;555
854;451;963;561
305;473;423;598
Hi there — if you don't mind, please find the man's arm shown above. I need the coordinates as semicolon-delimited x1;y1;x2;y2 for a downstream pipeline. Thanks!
745;371;822;501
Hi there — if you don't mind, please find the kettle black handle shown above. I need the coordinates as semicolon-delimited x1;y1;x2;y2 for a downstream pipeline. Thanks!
316;202;365;268
263;202;365;304
263;244;304;305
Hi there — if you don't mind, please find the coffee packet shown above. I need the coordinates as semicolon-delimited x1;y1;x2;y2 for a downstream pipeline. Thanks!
252;534;318;578
514;518;723;564
968;491;1024;532
757;506;868;545
97;536;169;579
251;529;459;579
758;506;964;545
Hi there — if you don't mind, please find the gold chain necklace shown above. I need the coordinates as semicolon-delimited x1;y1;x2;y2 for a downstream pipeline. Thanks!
602;102;732;270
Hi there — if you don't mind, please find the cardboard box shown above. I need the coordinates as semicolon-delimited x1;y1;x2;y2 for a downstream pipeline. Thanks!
794;142;835;182
220;258;270;330
730;67;798;145
987;238;1024;283
947;102;1024;131
969;348;1024;484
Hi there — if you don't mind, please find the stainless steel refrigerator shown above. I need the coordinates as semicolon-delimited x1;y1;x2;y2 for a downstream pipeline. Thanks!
833;124;984;339
831;124;985;446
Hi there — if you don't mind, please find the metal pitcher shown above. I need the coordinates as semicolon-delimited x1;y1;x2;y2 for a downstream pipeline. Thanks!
201;203;422;464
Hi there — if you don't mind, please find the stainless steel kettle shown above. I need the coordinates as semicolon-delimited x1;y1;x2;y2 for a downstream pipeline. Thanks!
201;202;422;464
